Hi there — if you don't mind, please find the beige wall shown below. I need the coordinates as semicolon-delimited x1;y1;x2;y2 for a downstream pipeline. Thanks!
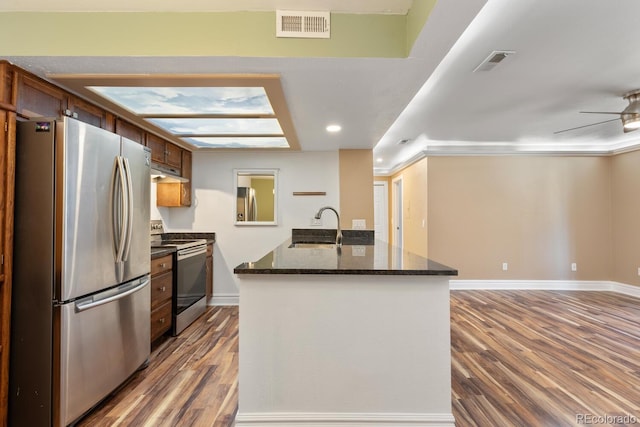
611;149;640;286
423;156;613;280
391;158;429;258
251;177;275;222
339;149;374;230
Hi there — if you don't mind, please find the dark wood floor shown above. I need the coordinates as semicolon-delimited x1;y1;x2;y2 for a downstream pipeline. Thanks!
77;291;640;426
76;306;239;427
451;290;640;426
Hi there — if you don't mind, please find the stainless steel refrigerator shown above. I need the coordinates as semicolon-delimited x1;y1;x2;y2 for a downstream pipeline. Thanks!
10;117;151;427
236;186;257;221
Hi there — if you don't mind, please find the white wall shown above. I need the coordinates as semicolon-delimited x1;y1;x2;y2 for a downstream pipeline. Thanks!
158;151;340;304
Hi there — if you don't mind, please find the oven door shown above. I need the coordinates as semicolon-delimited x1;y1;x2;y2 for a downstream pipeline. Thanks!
175;246;207;315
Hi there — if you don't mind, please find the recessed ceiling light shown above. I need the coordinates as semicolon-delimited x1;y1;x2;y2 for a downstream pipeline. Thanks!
326;124;342;133
376;158;383;163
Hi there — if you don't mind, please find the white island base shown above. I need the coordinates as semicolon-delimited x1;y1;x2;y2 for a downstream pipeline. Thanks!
235;274;455;427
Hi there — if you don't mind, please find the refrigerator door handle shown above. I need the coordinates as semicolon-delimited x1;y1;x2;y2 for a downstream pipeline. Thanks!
75;278;149;312
111;156;128;263
121;157;134;262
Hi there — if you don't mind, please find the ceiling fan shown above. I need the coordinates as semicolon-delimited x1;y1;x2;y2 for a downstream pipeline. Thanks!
554;89;640;134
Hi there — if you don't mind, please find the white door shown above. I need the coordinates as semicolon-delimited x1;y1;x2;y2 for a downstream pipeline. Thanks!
392;176;403;248
373;181;389;242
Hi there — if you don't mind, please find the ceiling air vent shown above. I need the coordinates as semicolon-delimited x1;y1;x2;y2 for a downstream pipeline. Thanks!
276;10;330;39
473;50;515;72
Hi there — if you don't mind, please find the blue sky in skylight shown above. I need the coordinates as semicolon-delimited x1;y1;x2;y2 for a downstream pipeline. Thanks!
88;86;274;115
148;118;283;135
184;137;289;148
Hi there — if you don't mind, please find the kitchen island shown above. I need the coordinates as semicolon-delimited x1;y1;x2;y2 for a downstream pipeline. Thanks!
234;236;458;427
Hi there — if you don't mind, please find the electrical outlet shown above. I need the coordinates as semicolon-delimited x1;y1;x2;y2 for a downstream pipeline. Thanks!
352;219;366;229
502;262;508;271
571;263;577;272
311;217;322;226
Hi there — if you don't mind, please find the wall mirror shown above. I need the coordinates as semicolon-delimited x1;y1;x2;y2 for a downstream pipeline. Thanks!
234;169;279;226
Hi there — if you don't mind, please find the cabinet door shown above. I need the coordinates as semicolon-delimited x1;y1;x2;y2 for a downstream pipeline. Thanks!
68;96;113;131
146;133;166;164
0;110;6;279
180;150;192;206
0;109;16;427
0;62;15;108
16;74;67;118
151;301;172;342
165;142;182;169
115;118;144;144
0;109;14;280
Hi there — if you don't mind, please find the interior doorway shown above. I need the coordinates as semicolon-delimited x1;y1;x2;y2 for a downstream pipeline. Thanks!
373;181;389;242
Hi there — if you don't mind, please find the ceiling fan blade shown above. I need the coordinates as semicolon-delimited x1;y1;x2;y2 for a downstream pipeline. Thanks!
554;118;620;134
579;111;623;115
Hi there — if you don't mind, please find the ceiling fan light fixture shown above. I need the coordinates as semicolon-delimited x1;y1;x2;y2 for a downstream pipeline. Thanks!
622;114;640;130
621;93;640;131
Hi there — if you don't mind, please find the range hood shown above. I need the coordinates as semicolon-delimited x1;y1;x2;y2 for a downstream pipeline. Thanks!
150;163;189;183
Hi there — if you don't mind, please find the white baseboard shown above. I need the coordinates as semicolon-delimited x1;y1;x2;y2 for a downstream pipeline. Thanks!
609;281;640;298
449;280;640;298
235;412;455;427
208;292;239;306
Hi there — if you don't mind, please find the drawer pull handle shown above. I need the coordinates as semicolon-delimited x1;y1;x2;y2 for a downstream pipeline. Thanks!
159;318;165;324
159;263;167;268
159;286;166;292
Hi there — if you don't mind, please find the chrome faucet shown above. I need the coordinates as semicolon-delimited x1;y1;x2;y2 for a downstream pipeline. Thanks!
315;206;343;247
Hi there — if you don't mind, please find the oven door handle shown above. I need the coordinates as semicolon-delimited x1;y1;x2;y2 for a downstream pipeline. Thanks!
177;246;207;261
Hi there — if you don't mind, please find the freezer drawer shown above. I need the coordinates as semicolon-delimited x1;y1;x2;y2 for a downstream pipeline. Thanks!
57;276;150;426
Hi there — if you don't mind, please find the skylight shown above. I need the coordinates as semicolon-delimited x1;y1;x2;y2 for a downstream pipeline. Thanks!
89;86;275;115
50;74;299;151
147;118;283;136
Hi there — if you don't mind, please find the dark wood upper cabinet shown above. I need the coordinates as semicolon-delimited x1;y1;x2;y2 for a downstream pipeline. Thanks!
115;118;145;144
165;142;182;169
146;133;167;164
0;62;15;110
16;74;67;119
146;133;183;172
68;96;114;132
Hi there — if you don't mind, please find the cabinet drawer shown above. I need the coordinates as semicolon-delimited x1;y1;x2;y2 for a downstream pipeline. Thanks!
150;301;172;342
151;271;173;309
151;254;172;276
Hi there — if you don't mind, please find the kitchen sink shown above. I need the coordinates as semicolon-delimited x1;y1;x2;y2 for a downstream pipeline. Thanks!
288;242;337;249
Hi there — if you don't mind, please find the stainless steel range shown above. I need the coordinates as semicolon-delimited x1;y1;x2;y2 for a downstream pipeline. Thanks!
151;220;207;335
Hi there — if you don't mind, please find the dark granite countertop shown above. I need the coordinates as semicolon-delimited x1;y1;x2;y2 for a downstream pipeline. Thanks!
151;247;176;258
150;232;215;259
234;238;457;276
163;232;215;245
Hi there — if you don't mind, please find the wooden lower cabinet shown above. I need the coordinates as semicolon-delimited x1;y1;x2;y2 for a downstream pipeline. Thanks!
150;254;173;342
